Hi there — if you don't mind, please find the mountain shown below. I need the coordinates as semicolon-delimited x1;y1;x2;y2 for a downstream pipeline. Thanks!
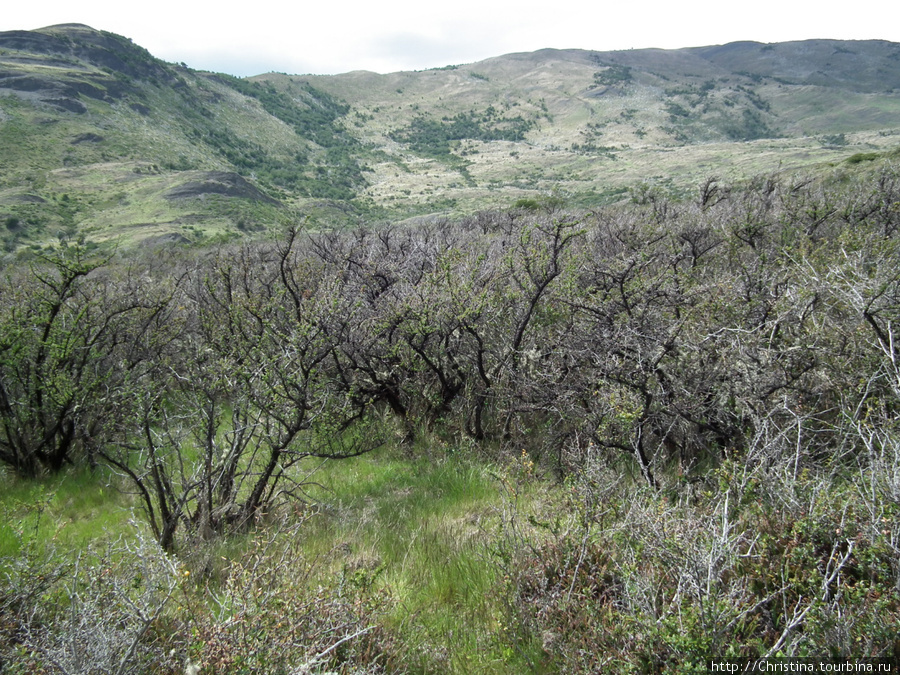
290;39;900;212
0;24;368;249
1;24;899;250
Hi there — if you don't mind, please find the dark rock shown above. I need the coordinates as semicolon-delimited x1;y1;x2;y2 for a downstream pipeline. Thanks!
5;194;47;204
140;232;191;246
72;133;104;144
45;97;87;113
163;172;280;205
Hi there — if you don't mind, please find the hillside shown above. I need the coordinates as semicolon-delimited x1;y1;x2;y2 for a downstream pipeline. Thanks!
1;25;900;249
0;24;368;249
3;26;900;671
291;39;900;212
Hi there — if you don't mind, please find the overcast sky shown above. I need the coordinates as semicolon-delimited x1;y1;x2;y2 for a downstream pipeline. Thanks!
4;0;899;77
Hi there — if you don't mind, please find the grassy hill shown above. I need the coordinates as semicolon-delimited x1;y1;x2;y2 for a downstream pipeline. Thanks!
3;28;900;668
0;24;370;249
291;39;900;212
1;25;900;250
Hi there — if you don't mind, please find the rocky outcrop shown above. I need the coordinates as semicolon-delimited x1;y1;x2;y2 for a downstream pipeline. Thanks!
163;172;281;205
0;25;180;113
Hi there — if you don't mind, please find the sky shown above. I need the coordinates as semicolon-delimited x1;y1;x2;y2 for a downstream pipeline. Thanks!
3;0;899;77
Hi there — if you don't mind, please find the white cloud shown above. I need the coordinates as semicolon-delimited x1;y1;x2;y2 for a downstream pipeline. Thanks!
2;0;897;76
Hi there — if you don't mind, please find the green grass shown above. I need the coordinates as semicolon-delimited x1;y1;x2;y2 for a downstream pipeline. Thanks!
0;465;139;558
296;447;530;672
5;435;898;669
0;444;553;673
207;442;554;673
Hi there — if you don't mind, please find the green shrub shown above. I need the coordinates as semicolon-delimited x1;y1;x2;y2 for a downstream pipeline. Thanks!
846;152;880;164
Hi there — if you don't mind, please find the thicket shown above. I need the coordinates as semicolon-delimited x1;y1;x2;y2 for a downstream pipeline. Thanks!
593;64;634;87
214;76;351;148
2;167;900;670
389;109;535;158
661;82;779;142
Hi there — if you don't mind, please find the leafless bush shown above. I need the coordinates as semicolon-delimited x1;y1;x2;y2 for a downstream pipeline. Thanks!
186;521;399;674
3;528;182;675
494;424;900;669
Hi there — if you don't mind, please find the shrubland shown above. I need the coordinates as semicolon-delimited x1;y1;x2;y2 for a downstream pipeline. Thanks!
1;164;900;672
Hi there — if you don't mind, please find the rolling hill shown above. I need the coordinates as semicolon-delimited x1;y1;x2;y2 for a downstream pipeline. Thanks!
1;24;899;250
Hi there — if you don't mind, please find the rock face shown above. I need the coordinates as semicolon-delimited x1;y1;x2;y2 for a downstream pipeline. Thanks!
5;194;47;204
0;24;173;81
0;24;180;113
163;172;281;205
139;232;191;246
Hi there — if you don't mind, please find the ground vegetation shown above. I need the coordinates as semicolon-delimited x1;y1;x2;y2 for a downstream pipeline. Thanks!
1;166;900;671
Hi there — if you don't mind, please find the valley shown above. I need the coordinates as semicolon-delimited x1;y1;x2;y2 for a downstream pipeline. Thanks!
1;25;899;250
